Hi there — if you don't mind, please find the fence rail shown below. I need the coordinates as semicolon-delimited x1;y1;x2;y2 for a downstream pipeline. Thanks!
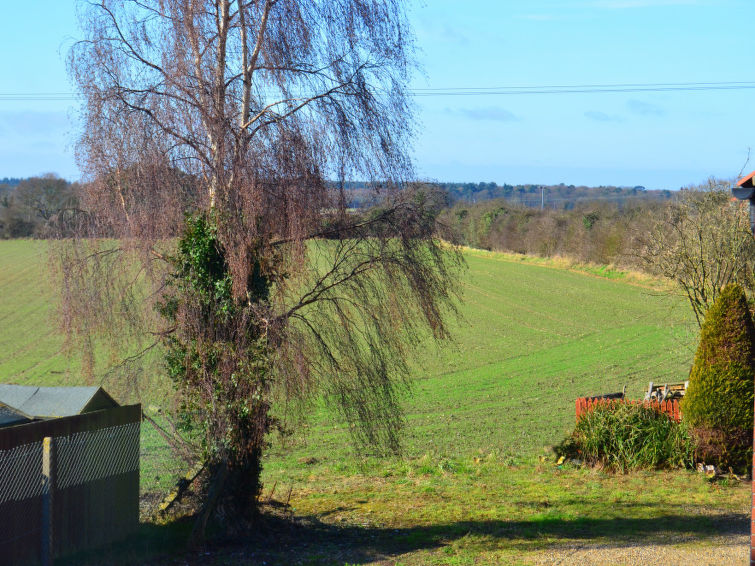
575;397;681;423
0;405;140;566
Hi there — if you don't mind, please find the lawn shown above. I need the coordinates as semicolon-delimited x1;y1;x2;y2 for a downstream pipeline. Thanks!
0;240;749;565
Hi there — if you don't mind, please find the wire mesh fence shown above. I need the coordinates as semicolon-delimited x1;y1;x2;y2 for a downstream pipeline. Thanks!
56;422;140;490
0;440;45;560
0;440;44;506
0;405;140;566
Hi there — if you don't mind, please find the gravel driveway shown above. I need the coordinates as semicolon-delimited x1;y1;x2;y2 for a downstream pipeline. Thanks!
532;534;749;565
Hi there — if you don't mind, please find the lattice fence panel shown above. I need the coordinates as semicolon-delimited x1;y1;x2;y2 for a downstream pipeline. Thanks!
0;441;44;551
0;441;44;504
56;422;140;489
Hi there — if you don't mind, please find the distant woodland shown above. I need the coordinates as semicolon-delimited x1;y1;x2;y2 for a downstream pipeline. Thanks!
341;180;672;209
438;197;661;267
0;175;80;238
0;174;725;276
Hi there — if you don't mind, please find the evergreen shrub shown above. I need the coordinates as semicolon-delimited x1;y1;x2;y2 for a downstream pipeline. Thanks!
682;283;755;472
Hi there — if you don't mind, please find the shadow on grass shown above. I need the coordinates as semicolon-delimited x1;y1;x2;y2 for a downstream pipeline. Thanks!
56;517;194;566
58;506;749;565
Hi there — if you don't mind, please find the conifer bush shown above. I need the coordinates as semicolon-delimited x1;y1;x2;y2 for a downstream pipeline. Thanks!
682;283;755;472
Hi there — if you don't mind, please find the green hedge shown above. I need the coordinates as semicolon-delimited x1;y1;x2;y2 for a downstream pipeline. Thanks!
682;283;755;472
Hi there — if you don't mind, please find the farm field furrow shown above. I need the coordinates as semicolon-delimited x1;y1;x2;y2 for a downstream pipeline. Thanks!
0;240;71;382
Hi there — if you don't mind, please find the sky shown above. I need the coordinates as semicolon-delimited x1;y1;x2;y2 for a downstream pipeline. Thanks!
1;0;754;189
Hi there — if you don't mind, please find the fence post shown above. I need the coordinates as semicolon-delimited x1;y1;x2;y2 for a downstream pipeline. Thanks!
42;436;54;566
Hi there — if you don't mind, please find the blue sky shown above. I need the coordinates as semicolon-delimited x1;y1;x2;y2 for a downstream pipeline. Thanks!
1;0;753;189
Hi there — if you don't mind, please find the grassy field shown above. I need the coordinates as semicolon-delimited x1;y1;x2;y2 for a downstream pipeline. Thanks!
0;240;750;565
264;248;698;474
0;240;72;382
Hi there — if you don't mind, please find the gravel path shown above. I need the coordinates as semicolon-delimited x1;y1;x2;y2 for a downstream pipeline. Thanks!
531;534;749;565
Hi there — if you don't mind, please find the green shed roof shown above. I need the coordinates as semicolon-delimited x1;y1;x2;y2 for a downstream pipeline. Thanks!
0;385;118;419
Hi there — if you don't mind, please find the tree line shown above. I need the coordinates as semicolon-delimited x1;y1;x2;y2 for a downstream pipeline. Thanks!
440;177;755;327
0;174;80;238
435;181;673;207
4;174;747;320
336;180;673;209
438;195;659;265
0;175;675;241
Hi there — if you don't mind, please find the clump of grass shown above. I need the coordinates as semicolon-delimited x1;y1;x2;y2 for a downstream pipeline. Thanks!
557;402;694;473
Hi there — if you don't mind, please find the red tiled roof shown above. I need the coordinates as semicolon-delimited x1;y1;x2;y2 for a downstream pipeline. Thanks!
737;170;755;187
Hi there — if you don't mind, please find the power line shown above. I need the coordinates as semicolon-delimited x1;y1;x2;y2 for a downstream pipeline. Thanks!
0;93;78;101
411;80;755;96
2;80;755;101
412;80;755;91
415;80;755;90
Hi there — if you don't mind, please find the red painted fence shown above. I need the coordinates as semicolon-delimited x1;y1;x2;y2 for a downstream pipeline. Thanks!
575;397;681;423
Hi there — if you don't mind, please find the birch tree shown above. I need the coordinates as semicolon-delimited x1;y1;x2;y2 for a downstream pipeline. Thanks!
65;0;460;534
641;179;755;327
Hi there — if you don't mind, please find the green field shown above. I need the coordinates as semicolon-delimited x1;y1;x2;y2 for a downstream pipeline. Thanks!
0;240;72;382
265;248;698;472
0;240;749;565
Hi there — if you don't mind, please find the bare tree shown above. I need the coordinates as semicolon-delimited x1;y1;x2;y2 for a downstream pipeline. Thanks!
0;175;80;237
640;178;755;327
64;0;461;534
14;174;75;222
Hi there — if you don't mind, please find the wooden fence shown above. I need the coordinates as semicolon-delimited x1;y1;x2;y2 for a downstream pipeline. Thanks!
0;404;141;566
575;397;681;423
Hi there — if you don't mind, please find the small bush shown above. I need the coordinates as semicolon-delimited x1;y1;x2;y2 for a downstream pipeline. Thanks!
557;402;694;473
682;283;755;473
